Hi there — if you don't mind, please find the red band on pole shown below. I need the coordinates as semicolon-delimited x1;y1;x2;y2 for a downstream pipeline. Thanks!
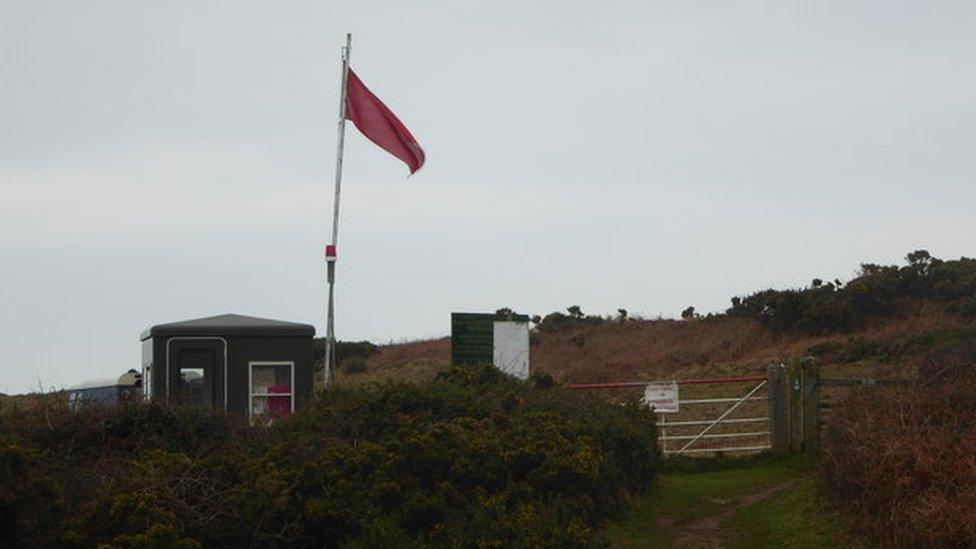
566;375;766;390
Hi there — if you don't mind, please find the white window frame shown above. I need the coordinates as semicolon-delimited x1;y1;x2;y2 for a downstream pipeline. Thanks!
144;366;152;399
141;339;153;400
248;361;295;420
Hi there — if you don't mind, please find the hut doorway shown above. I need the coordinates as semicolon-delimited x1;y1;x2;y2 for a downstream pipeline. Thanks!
166;338;226;410
178;349;216;410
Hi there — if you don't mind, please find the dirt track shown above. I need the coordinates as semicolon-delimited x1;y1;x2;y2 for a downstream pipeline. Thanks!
664;481;797;548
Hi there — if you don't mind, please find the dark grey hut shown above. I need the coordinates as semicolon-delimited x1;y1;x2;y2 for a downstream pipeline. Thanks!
140;314;315;419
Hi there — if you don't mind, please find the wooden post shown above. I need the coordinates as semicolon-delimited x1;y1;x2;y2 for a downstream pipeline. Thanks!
767;364;790;455
801;358;820;457
660;412;667;456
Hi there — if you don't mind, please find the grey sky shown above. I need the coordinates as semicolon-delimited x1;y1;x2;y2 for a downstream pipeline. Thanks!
2;1;974;393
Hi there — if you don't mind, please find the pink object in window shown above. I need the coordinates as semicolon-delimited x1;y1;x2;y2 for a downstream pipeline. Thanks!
267;385;292;417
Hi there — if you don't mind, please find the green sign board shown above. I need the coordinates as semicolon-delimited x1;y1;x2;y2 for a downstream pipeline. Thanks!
451;312;530;366
451;313;494;365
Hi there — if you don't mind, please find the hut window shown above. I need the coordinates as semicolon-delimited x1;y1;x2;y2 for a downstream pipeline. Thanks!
249;362;294;419
179;368;209;409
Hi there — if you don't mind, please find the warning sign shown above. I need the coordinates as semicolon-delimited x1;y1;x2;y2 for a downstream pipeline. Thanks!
644;381;679;413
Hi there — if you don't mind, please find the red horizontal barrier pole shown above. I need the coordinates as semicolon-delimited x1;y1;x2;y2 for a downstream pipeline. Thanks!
566;381;649;390
675;376;766;386
566;375;766;390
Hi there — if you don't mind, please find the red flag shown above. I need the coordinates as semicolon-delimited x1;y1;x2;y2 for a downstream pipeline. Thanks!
345;69;425;174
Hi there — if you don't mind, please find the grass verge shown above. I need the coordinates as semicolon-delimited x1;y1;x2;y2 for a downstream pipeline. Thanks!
722;473;870;548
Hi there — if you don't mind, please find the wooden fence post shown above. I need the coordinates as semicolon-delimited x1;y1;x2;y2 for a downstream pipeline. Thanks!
767;364;790;455
801;358;820;457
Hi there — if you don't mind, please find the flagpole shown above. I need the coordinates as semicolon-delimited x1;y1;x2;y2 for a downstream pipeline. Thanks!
325;32;351;386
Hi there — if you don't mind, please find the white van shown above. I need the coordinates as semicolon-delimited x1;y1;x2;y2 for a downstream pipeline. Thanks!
67;369;142;409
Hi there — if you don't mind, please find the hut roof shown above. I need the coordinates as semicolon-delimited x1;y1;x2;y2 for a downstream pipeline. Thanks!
142;314;315;340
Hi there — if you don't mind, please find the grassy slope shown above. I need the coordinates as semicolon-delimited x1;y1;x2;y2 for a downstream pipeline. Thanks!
337;305;969;386
607;456;869;548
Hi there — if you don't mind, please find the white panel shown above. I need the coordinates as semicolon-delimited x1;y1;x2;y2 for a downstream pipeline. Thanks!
643;381;679;413
492;321;530;380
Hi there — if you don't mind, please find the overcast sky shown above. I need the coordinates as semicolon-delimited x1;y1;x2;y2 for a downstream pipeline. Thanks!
2;1;974;393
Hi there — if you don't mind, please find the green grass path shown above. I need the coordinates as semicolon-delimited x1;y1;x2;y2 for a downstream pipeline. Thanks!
607;456;868;548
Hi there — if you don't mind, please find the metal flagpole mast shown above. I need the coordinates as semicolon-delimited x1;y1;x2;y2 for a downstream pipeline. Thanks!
325;32;351;386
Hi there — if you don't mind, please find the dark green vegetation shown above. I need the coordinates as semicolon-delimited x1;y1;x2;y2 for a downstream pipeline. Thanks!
0;366;659;548
313;339;379;367
535;304;610;333
495;250;976;340
728;250;976;334
608;456;866;548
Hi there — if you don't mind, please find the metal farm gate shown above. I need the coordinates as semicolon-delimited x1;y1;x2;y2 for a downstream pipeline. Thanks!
568;374;774;457
567;361;907;459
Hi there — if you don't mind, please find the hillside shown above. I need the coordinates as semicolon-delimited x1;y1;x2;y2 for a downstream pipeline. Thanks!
337;308;969;386
337;251;975;386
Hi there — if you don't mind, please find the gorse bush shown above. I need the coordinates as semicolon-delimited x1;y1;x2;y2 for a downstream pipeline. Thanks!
536;306;608;333
312;339;380;366
0;366;660;547
728;251;976;334
516;251;976;340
